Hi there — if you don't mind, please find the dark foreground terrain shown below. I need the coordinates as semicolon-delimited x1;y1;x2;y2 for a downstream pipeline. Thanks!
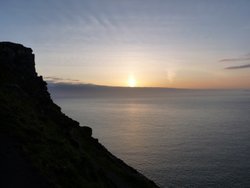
0;42;159;188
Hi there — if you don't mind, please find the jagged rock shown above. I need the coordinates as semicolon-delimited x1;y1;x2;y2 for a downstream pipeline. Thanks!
81;126;93;137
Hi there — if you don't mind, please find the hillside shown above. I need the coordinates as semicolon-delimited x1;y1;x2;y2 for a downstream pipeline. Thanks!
0;42;159;188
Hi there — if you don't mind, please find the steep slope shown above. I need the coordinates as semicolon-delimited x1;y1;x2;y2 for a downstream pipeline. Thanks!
0;42;159;188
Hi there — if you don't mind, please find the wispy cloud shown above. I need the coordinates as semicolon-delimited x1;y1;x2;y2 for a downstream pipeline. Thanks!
225;64;250;70
44;76;79;83
220;53;250;70
219;57;250;62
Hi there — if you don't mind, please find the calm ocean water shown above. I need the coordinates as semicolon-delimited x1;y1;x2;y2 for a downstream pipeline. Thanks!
52;90;250;187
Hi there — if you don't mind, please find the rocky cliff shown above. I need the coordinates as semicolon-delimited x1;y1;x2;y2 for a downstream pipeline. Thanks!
0;42;159;188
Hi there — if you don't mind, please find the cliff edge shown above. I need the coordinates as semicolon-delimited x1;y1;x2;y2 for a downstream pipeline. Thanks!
0;42;159;188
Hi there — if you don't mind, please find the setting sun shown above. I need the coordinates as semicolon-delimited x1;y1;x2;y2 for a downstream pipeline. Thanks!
128;75;137;87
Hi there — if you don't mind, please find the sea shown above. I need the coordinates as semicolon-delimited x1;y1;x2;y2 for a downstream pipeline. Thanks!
50;88;250;187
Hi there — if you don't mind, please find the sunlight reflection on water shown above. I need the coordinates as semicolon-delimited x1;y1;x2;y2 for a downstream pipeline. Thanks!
53;90;250;187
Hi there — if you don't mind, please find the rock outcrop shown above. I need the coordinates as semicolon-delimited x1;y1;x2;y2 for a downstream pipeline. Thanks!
0;42;159;188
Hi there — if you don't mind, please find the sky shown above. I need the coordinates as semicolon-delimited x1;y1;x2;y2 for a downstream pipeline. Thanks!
1;0;250;89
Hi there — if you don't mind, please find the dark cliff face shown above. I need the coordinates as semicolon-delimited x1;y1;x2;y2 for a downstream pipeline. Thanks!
0;42;159;188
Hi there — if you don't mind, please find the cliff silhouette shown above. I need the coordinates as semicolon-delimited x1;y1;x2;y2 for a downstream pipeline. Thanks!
0;42;159;188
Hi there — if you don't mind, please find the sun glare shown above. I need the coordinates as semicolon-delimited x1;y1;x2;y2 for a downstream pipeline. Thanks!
128;75;137;87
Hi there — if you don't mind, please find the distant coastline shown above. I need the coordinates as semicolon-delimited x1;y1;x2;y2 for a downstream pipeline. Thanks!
47;82;245;98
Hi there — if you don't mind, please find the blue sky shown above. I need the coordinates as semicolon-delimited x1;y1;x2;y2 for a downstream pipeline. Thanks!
1;0;250;88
